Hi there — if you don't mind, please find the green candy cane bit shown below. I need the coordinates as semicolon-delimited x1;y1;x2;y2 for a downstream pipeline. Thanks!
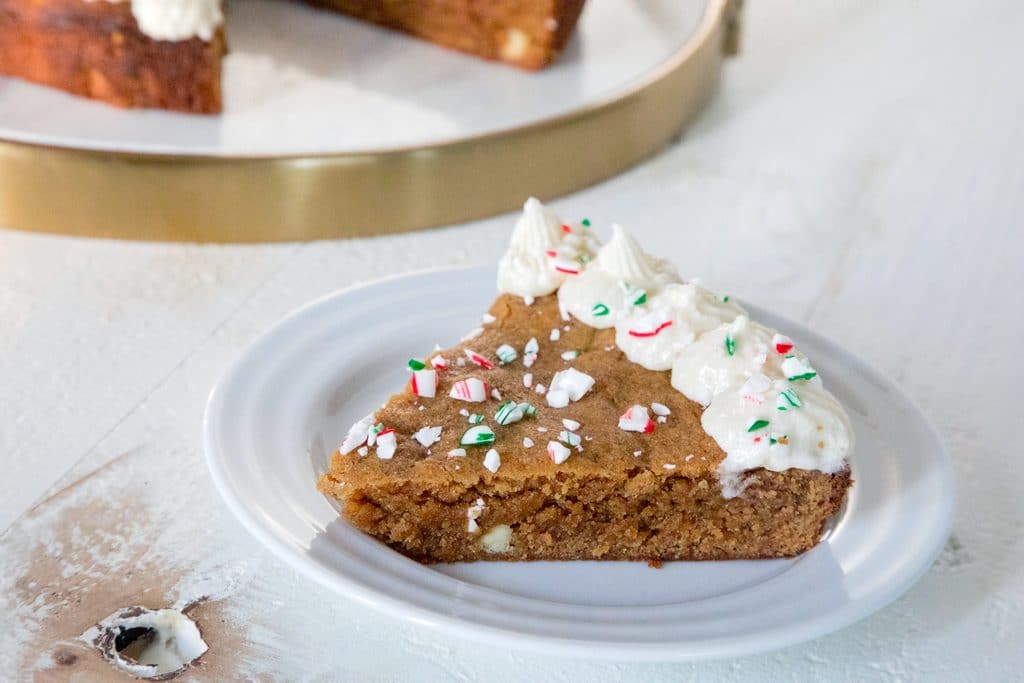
747;419;770;433
407;358;426;371
633;289;647;306
581;218;591;227
725;334;736;356
518;402;537;417
788;371;818;382
494;400;525;426
460;425;495;446
776;388;802;411
592;303;610;317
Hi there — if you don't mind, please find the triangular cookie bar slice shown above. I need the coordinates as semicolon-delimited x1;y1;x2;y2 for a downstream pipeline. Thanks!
317;293;851;563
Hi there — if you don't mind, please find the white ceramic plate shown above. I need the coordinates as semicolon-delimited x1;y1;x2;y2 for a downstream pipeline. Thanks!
0;0;708;156
204;267;955;661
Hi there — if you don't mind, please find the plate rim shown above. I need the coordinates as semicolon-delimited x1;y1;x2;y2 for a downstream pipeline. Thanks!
204;265;956;661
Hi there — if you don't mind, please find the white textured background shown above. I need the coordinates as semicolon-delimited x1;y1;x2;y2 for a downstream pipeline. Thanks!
2;1;1022;680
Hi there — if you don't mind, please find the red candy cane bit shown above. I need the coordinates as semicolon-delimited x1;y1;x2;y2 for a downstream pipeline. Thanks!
554;265;581;275
561;224;572;233
545;250;558;258
643;420;656;434
465;350;494;370
377;429;396;438
628;320;673;338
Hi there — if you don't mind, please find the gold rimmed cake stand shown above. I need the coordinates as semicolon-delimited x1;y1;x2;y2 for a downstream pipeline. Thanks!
0;0;739;243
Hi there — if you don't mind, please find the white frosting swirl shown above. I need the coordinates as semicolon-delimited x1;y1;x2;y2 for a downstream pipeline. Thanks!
671;316;818;406
558;224;680;328
703;378;853;480
614;283;746;370
130;0;223;42
497;198;595;299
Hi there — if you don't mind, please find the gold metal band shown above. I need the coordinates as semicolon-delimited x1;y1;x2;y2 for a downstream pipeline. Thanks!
0;0;734;243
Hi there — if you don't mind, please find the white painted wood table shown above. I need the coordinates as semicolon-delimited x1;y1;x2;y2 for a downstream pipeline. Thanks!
3;1;1022;680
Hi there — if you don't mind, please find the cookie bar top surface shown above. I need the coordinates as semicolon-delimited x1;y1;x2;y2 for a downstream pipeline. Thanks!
333;293;726;488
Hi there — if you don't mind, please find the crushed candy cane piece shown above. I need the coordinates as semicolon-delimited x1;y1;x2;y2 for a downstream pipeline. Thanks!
777;387;802;411
447;448;467;458
491;388;502;400
495;400;525;426
535;384;547;394
782;356;817;381
411;369;437;398
483;448;501;473
375;429;397;459
651;402;671;416
633;450;643;457
546;389;570;408
523;372;533;388
481;313;496;324
468;413;485;424
663;463;677;470
592;303;610;317
772;333;794;354
465;349;494;369
518;402;538;416
523;295;535;306
550;328;561;341
627;311;673;338
740;373;772;404
495;344;517;365
547;441;571;464
560;350;580;360
340;413;375;454
562;418;580;431
523;437;534;448
459;408;470;416
461;425;496;446
725;333;736;356
450;378;489;402
357;446;368;457
412;426;442;447
747;418;770;432
537;426;548;432
430;355;449;369
549;368;595;402
367;422;384;446
461;327;484;342
619;405;655;433
559;430;582;447
407;358;426;371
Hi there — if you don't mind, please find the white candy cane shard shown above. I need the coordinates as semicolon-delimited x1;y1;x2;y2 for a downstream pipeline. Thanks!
375;430;398;459
522;437;534;448
482;448;501;473
465;349;495;369
546;388;570;408
449;378;489;402
412;426;442;447
561;418;580;431
740;373;772;404
461;327;484;341
618;405;654;433
340;413;375;454
411;369;437;398
560;350;580;360
550;328;561;341
549;368;595;402
430;355;449;369
547;441;571;465
481;313;497;324
651;402;671;416
523;372;533;388
447;448;467;458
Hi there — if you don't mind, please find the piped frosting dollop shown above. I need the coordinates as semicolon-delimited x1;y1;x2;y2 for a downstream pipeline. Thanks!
614;283;747;371
496;198;595;300
558;224;680;328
